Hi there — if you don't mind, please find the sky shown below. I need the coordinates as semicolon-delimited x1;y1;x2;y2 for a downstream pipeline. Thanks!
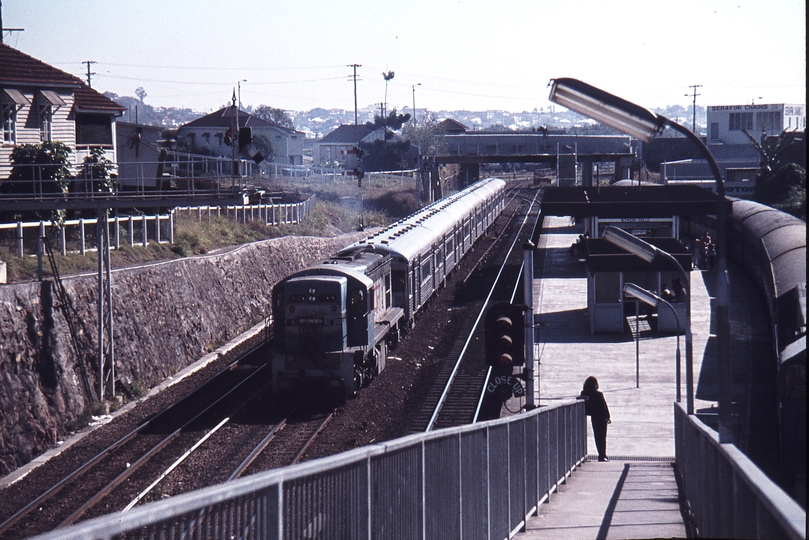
2;0;806;115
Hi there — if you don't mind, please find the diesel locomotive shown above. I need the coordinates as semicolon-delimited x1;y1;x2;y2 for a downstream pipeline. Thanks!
271;177;507;401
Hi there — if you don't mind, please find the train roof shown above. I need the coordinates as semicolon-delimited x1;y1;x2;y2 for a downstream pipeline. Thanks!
354;177;506;260
733;200;806;298
285;246;386;289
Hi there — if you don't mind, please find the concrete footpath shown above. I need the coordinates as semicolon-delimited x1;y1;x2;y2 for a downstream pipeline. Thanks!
505;215;717;539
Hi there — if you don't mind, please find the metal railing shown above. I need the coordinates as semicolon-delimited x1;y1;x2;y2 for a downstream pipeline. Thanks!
674;403;806;539
33;399;586;540
0;196;317;258
0;214;172;258
173;194;316;226
0;157;249;203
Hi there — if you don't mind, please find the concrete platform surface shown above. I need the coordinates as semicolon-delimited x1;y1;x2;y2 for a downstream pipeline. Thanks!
521;460;687;539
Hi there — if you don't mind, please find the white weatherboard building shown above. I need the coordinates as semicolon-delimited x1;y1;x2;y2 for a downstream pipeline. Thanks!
707;103;805;145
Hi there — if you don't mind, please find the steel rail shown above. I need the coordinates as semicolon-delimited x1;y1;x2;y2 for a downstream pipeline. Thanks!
0;346;256;536
289;411;336;466
427;186;541;431
55;364;268;528
228;418;289;481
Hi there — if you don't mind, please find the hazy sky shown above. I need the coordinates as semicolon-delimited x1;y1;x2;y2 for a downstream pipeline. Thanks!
3;0;805;115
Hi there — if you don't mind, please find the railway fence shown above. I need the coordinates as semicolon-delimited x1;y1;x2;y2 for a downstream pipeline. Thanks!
0;195;316;259
34;399;586;540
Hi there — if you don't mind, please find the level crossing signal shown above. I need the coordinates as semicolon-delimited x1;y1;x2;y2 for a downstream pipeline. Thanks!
484;302;526;374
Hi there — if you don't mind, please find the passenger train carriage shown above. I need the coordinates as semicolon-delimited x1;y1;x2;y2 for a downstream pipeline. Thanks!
271;178;507;401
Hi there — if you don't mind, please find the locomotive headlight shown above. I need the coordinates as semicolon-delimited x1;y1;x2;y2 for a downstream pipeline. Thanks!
331;305;337;311
308;288;316;294
308;295;316;302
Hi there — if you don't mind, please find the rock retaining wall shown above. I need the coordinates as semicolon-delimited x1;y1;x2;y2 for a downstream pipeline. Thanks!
0;232;366;476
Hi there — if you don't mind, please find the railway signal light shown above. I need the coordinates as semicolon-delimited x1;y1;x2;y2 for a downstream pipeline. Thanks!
238;127;252;150
484;302;525;373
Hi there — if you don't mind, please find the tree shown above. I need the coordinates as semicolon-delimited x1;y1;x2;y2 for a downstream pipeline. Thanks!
359;108;413;171
76;147;115;194
135;87;147;103
744;128;806;216
366;109;411;135
382;71;395;115
401;112;448;156
254;105;293;128
2;141;73;223
251;133;275;162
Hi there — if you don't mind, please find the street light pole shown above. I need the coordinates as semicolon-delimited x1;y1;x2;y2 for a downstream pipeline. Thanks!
549;78;730;442
238;79;247;110
624;282;682;403
603;226;692;413
412;83;421;126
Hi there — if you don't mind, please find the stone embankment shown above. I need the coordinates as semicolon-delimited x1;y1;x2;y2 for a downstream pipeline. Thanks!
0;232;367;476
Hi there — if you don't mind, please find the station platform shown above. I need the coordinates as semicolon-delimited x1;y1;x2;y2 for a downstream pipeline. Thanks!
504;215;724;539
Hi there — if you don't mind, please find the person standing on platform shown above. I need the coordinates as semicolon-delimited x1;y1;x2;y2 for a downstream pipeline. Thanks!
579;376;611;462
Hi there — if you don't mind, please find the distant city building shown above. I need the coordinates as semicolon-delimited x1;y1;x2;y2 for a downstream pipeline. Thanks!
661;103;806;198
707;103;805;145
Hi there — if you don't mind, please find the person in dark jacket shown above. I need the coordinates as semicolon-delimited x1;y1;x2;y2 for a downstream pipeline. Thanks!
579;376;611;461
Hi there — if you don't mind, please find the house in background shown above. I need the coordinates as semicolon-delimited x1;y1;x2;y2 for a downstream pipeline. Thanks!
176;107;304;165
314;124;374;167
438;118;469;134
1;42;125;177
115;122;165;189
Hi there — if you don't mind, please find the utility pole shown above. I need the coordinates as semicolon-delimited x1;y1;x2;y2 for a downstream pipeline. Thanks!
685;84;702;134
83;60;97;87
0;0;25;43
412;83;421;127
347;64;362;125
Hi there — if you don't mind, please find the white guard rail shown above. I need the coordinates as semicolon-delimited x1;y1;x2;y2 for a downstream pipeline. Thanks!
34;399;586;540
674;403;806;539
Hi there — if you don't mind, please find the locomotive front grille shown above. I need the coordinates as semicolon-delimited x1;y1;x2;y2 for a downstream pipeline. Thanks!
299;322;323;354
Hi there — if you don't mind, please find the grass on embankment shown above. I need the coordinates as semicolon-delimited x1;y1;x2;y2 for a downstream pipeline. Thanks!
0;182;421;283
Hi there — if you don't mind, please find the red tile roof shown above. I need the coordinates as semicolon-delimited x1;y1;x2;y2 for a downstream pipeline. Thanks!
0;42;82;88
182;106;273;129
73;85;125;114
0;42;123;113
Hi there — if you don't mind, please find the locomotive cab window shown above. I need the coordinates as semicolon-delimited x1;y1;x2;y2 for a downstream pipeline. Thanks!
350;288;365;307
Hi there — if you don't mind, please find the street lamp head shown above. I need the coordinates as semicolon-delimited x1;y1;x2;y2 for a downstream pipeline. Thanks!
623;282;662;307
548;78;667;143
603;226;659;263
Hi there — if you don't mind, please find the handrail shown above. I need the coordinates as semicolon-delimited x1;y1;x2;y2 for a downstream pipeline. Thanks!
674;403;805;539
33;399;586;540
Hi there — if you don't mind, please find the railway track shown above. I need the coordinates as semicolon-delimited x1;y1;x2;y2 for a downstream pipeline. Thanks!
0;179;542;537
410;185;542;432
0;347;271;537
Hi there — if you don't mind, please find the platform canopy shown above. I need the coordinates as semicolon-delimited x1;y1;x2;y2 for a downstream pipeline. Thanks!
541;185;729;219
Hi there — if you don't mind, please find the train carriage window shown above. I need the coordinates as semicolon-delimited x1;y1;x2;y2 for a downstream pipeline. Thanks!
420;260;432;284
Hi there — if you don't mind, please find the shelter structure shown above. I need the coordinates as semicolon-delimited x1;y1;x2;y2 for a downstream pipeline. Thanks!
539;185;729;333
